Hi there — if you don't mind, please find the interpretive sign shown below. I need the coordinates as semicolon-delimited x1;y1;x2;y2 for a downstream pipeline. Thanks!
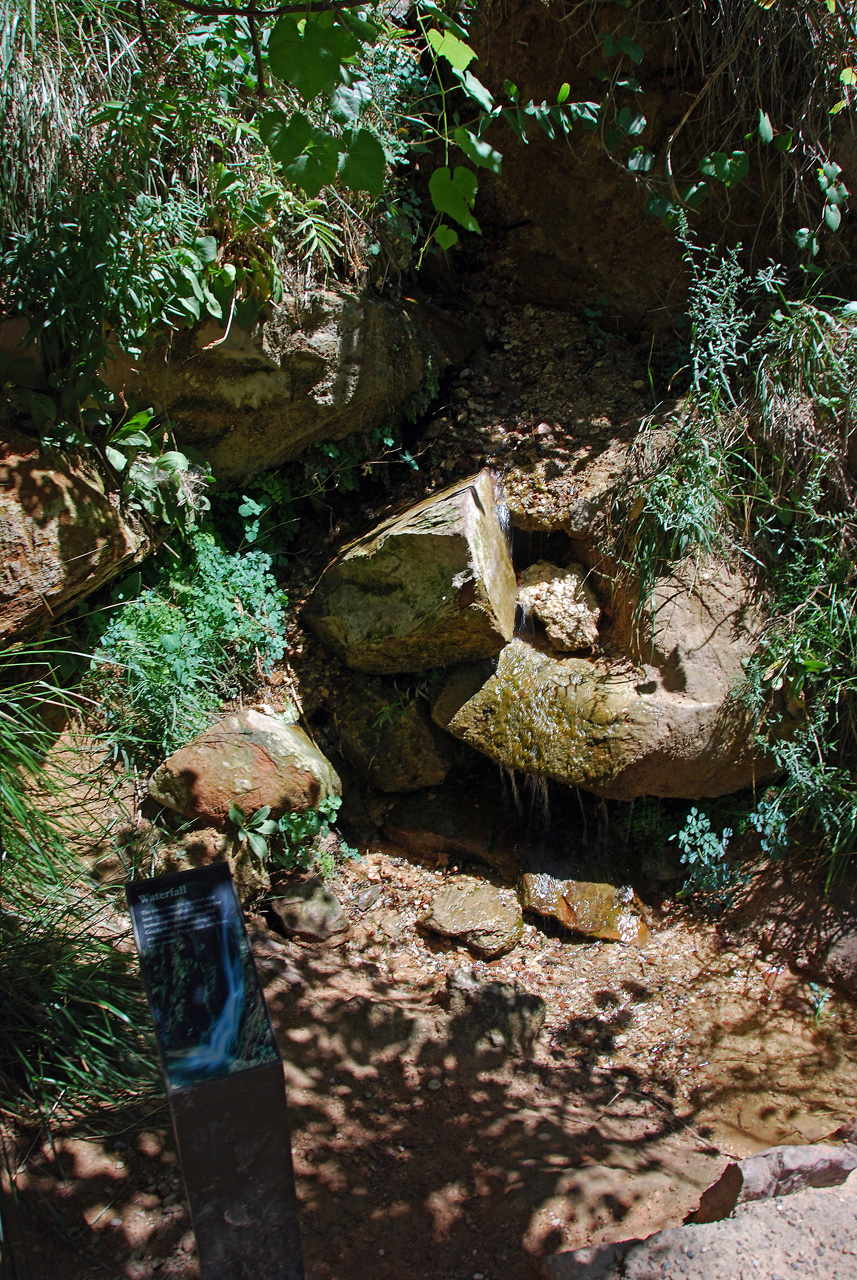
127;864;304;1280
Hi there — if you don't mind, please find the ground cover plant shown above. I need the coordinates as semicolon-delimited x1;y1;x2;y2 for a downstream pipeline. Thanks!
614;218;857;889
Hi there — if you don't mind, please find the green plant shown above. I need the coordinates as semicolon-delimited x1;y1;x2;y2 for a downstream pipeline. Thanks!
0;644;153;1119
672;806;739;906
230;795;358;879
86;532;287;763
228;802;278;859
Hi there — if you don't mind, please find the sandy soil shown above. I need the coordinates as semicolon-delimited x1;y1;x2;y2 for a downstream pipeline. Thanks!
5;844;857;1280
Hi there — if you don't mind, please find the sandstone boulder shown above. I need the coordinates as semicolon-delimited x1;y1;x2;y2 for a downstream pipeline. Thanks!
518;560;601;651
104;288;440;487
420;878;523;957
0;429;150;641
434;555;784;799
520;872;649;944
148;710;340;824
304;470;517;674
334;678;452;792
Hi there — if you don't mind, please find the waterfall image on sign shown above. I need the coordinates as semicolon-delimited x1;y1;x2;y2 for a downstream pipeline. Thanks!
165;882;247;1087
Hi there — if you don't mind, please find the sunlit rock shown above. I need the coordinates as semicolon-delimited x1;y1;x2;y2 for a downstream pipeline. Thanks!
0;428;150;641
517;560;601;651
519;872;649;944
420;878;523;957
148;709;340;824
269;878;349;943
304;470;516;674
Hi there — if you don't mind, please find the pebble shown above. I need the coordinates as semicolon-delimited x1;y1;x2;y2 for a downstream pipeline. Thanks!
427;1078;442;1091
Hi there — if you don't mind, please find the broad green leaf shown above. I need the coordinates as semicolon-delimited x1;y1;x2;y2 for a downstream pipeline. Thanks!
228;803;247;827
504;79;519;103
645;192;676;219
774;131;794;152
248;832;268;858
339;128;386;195
336;9;378;42
454;126;502;172
602;31;644;62
428;165;481;233
418;1;469;40
825;202;842;231
682;181;710;208
618;106;646;135
841;67;857;85
758;110;774;144
627;147;654;172
451;67;494;111
267;15;357;101
603;126;623;152
285;132;342;197
194;235;218;264
435;224;459;250
427;27;477;72
105;445;127;471
260;110;313;165
330;78;373;124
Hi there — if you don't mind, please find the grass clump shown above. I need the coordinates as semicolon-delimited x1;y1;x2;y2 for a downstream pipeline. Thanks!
616;222;857;885
0;645;154;1121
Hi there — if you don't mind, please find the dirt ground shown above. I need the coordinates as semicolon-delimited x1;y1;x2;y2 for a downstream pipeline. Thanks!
5;842;857;1280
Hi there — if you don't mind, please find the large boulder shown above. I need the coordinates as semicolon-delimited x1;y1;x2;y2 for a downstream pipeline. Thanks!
334;678;452;792
0;429;150;641
434;555;784;799
148;709;340;824
105;288;441;487
304;470;517;674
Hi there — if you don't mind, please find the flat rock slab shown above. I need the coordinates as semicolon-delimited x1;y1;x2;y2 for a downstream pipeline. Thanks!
148;709;340;824
542;1172;857;1279
304;469;516;674
520;872;649;944
269;878;349;943
420;877;523;957
692;1143;857;1222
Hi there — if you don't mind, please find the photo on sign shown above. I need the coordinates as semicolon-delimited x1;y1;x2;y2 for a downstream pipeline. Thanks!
132;871;279;1089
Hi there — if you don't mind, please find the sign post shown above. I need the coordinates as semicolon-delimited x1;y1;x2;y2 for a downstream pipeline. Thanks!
127;864;304;1280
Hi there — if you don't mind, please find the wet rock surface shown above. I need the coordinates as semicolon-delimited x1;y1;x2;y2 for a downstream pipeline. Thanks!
148;709;340;824
420;876;523;957
520;873;650;945
303;469;516;674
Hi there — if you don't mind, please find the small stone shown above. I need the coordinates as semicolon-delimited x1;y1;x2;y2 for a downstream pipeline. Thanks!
180;1233;196;1253
427;1078;442;1091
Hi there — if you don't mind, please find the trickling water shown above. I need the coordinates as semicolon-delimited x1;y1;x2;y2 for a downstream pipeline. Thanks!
499;765;551;829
